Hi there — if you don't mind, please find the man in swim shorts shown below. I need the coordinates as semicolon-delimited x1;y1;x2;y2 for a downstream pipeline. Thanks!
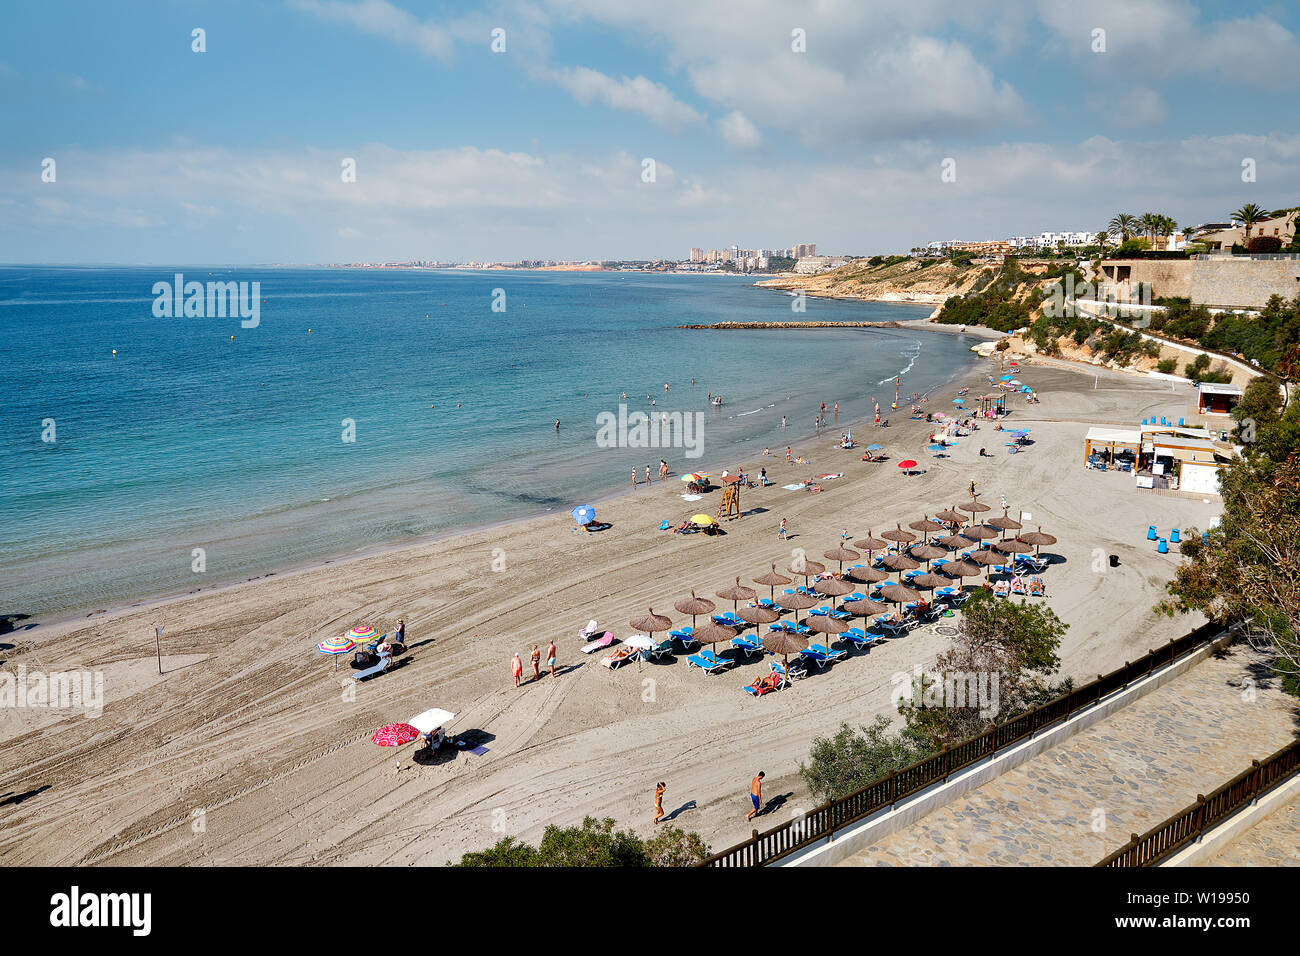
512;652;523;688
746;771;765;821
546;639;557;678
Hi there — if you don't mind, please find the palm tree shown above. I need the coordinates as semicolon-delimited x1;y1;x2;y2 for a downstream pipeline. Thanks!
1095;231;1110;254
1109;214;1137;242
1232;203;1267;242
1139;213;1161;244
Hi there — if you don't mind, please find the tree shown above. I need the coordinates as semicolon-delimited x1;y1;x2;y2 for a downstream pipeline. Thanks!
1160;390;1300;695
1109;213;1138;241
1095;231;1111;255
799;715;933;803
455;815;710;867
1232;203;1267;242
900;589;1068;748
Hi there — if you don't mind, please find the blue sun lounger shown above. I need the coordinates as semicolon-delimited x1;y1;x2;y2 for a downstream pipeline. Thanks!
687;649;731;673
838;628;876;650
799;645;846;669
670;626;699;650
730;635;764;659
352;654;391;681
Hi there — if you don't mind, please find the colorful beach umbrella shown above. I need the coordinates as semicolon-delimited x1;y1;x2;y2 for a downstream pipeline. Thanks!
348;624;379;643
571;504;596;525
317;635;356;669
371;722;421;772
680;473;706;483
691;514;717;526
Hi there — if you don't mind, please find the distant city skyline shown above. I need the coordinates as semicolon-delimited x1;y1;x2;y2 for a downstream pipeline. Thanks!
3;1;1299;264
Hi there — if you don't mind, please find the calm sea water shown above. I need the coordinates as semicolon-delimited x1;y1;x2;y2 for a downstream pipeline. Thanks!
0;267;981;621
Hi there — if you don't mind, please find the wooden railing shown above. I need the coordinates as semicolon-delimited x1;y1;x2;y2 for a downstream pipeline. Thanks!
1096;738;1300;866
699;619;1229;867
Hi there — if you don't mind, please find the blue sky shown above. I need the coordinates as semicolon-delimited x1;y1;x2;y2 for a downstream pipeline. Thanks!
2;0;1298;263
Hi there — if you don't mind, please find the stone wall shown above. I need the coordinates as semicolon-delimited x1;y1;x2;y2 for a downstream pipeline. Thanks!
1099;257;1300;309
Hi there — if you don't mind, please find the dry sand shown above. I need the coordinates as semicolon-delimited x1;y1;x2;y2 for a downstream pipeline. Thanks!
0;355;1222;866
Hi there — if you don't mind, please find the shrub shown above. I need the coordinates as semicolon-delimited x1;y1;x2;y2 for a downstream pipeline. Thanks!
1157;358;1177;374
456;815;710;867
1247;235;1283;254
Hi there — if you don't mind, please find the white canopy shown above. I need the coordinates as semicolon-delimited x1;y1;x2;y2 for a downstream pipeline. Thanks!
409;708;456;733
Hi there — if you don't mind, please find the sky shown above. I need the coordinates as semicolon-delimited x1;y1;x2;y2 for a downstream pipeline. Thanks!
1;0;1298;264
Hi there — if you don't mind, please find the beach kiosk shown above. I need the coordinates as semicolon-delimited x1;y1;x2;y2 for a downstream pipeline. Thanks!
1141;434;1229;495
1196;382;1243;418
1083;427;1141;470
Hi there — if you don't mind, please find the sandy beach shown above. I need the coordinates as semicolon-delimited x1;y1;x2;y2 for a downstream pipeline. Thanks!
0;354;1221;866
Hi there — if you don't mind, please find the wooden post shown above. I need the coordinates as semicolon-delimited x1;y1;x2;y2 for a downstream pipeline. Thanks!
155;626;162;675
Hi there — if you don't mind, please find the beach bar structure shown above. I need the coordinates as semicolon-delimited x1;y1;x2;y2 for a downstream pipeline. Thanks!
1082;427;1141;468
1084;423;1233;495
1196;382;1243;417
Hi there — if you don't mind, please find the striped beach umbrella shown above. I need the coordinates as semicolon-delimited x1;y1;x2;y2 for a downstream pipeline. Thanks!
348;624;379;642
317;635;356;669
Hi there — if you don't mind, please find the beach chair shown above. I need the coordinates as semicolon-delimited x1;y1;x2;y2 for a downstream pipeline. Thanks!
686;650;731;673
788;621;812;636
712;612;743;628
800;645;847;669
669;625;694;640
601;647;640;670
580;632;615;654
992;581;1011;598
743;669;782;697
767;622;789;635
809;605;829;617
838;628;876;651
730;635;764;659
351;653;391;681
578;620;601;641
648;638;675;661
873;615;907;637
1010;576;1028;596
1029;577;1047;597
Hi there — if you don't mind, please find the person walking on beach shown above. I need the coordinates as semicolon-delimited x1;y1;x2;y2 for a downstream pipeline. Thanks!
546;639;557;678
395;618;406;645
659;459;668;481
654;781;666;824
778;518;787;541
968;479;977;499
530;644;542;681
645;465;651;485
746;771;765;821
632;468;638;489
512;652;523;688
785;446;792;463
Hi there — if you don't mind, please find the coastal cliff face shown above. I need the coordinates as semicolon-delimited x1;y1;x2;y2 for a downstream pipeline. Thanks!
755;257;987;303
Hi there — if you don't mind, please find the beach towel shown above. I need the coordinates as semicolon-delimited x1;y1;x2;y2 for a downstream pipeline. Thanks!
580;632;614;654
680;494;702;501
816;473;843;480
782;483;804;491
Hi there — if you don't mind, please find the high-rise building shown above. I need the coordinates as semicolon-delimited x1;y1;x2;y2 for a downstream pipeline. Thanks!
689;248;704;262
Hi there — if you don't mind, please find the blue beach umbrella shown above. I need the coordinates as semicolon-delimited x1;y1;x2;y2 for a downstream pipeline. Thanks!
866;444;883;451
572;504;596;525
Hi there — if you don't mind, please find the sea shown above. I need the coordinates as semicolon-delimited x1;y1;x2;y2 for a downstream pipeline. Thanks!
0;266;983;622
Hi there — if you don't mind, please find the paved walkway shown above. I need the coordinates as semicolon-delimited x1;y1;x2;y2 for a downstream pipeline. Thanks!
836;643;1299;866
1202;798;1300;867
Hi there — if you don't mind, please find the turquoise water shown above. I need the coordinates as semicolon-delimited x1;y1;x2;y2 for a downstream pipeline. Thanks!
0;267;980;620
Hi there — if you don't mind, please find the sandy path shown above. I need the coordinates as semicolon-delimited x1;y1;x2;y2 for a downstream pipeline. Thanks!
0;357;1220;865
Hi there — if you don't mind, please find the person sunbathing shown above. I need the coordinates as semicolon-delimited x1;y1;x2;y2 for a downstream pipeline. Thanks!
1029;577;1046;595
748;672;779;695
602;647;636;667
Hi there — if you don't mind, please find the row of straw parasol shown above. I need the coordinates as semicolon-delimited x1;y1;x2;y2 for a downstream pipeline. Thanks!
620;503;1057;668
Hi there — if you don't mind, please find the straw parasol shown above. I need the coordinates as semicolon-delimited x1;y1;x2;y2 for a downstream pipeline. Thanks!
966;549;1004;583
910;572;949;590
673;591;715;631
879;583;922;604
823;546;861;573
1019;526;1057;557
935;532;975;550
813;576;854;615
880;553;920;583
762;630;809;680
690;621;738;666
843;598;890;618
994;538;1033;555
716;577;757;613
935;506;967;524
909;543;947;566
787;558;826;579
986;509;1023;539
805;616;849;640
776;591;818;615
880;524;918;545
629;607;672;639
943;559;980;580
962;524;999;543
845;565;888;584
737;605;780;627
908;516;945;541
959;500;992;514
753;563;792;601
853;531;889;552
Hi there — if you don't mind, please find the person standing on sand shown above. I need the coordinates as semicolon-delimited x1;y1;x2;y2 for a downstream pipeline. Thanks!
512;652;523;688
530;644;541;681
547;639;557;678
632;468;638;489
746;771;765;821
654;781;666;824
645;465;651;484
785;446;792;463
778;518;787;541
659;460;668;481
968;479;977;499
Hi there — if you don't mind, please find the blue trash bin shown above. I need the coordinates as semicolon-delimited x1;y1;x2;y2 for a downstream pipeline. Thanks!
1147;525;1158;540
1157;538;1168;554
1170;528;1181;543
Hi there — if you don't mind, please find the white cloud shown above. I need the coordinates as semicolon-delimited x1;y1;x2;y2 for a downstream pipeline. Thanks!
545;66;705;129
718;111;761;149
292;0;456;61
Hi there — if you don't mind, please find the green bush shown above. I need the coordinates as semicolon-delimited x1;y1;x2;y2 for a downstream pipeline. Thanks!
455;815;711;867
1157;358;1177;374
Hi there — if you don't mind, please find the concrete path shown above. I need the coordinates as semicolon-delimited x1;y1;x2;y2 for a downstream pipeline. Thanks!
836;643;1299;865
